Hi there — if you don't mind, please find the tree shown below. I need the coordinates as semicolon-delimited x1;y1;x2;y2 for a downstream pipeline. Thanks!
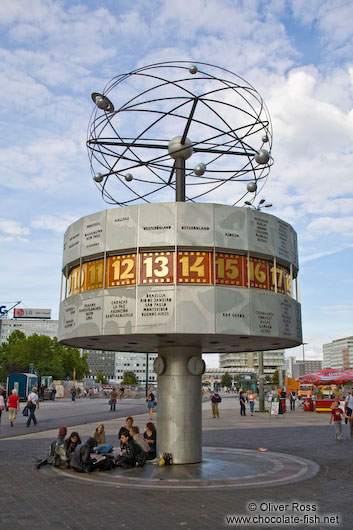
271;370;279;385
96;371;108;384
0;331;89;382
220;372;232;387
121;370;138;385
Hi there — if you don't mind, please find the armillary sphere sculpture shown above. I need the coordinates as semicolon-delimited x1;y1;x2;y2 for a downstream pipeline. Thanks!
87;61;273;206
59;61;301;466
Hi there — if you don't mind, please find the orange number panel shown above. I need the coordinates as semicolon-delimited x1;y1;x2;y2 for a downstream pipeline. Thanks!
215;253;245;286
67;265;81;296
84;259;104;291
139;251;174;284
270;264;290;295
177;251;213;284
244;257;270;290
106;254;136;287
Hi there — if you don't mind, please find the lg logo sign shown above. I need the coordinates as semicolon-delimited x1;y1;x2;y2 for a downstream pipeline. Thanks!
0;306;7;315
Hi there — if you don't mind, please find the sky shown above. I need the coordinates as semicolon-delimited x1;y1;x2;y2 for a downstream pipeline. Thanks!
1;0;353;367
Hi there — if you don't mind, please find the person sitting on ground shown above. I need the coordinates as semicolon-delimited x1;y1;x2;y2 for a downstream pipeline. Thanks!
65;432;81;461
92;423;113;454
70;437;98;473
143;422;157;460
116;433;138;468
130;426;149;453
93;423;106;445
36;426;68;469
118;416;134;443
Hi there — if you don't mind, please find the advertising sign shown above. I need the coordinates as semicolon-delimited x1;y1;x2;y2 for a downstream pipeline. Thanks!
13;308;52;319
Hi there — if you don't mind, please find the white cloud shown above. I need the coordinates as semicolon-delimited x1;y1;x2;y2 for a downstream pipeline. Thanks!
306;216;353;236
31;214;77;233
321;305;353;314
300;249;344;263
0;219;30;236
0;219;30;243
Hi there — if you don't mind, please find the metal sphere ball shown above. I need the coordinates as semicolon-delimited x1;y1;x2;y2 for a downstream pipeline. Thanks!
247;181;257;193
168;136;193;160
194;163;206;176
96;96;110;111
93;172;104;183
262;135;269;143
124;173;133;182
189;65;198;74
255;149;270;165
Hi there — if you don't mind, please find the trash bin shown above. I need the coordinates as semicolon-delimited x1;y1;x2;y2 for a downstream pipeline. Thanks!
303;397;313;411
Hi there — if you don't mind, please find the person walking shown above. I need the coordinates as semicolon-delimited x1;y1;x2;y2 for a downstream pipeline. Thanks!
26;386;39;427
51;385;57;401
8;389;20;427
248;391;256;416
344;389;353;438
290;390;297;411
110;387;118;412
209;390;221;418
329;400;348;441
239;390;246;416
71;386;76;402
147;390;156;419
39;384;45;402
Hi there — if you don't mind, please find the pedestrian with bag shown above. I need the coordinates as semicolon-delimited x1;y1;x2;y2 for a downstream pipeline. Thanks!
26;386;39;427
109;387;118;412
209;390;221;418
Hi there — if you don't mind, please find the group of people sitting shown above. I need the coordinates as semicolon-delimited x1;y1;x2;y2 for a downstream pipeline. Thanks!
36;416;157;473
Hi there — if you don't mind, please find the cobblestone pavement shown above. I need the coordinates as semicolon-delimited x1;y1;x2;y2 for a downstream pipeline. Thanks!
0;397;351;530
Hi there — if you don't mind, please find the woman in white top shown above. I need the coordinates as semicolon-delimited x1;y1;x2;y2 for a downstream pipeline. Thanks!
27;386;39;427
0;389;5;424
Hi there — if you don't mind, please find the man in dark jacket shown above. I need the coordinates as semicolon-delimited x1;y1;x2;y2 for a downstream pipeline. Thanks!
70;437;98;473
116;433;146;468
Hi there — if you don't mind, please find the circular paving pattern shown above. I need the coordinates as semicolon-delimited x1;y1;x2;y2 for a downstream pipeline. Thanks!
52;447;319;490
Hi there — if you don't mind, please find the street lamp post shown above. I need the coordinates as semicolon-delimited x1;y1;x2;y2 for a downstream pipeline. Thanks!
302;342;308;375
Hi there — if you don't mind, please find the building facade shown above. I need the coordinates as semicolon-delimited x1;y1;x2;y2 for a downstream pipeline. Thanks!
82;349;116;380
0;318;59;344
292;360;322;379
115;352;157;385
323;336;353;370
219;350;285;376
284;356;296;378
83;350;158;383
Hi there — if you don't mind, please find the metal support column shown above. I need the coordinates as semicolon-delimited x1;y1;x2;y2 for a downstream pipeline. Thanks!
157;345;202;464
145;353;149;397
258;350;265;412
175;157;186;202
